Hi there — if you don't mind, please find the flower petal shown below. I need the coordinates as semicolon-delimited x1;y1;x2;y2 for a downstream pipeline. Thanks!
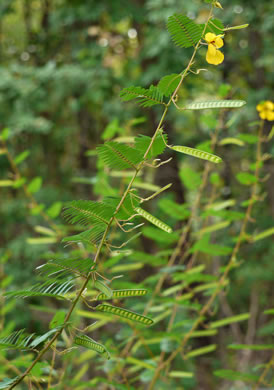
205;32;216;43
266;111;274;121
215;49;224;64
265;101;274;110
256;104;263;112
206;44;217;64
215;36;224;48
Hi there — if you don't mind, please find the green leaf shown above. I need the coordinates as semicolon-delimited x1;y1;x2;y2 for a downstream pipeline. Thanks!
26;237;57;245
74;334;110;359
132;251;166;266
172;145;222;163
206;18;224;35
157;73;181;97
126;357;156;371
197;221;230;235
63;200;115;227
167;14;203;48
190;234;232;256
223;24;249;31
31;203;45;215
30;362;48;378
252;227;274;242
210;313;250;329
95;280;113;299
0;378;19;389
169;371;193;378
37;257;92;279
135;207;172;233
120;85;164;107
34;226;56;236
30;328;59;348
27;177;42;193
142;226;179;245
97;289;147;300
46;202;63;218
185;100;246;110
102;118;122;140
134;133;167;159
5;280;74;300
97;141;143;170
14;150;30;165
104;194;139;220
214;369;259;383
264;308;274;315
236;172;257;186
0;329;34;351
228;344;274;350
0;180;14;187
96;304;154;326
186;344;216;358
0;128;10;141
50;311;66;329
158;198;190;221
237;133;258;144
13;177;27;188
219;137;245;146
62;225;106;246
179;166;202;190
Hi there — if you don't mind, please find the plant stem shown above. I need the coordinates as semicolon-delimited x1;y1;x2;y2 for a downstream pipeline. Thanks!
8;5;216;388
147;120;265;390
105;7;214;386
7;52;174;390
252;353;274;390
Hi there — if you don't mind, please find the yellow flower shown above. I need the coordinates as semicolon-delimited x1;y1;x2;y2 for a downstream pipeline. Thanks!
204;32;224;65
256;100;274;121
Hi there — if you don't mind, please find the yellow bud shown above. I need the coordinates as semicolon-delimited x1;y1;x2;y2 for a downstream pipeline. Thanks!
215;1;223;9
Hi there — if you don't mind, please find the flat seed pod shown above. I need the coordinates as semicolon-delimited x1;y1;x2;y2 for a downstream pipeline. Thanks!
172;146;222;164
96;304;154;326
135;207;172;233
97;289;147;300
185;100;246;110
74;334;110;359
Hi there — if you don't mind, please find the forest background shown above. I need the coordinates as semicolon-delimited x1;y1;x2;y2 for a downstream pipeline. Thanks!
0;0;273;389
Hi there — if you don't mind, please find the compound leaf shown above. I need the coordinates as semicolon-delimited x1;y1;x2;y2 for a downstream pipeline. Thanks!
134;133;167;159
120;85;164;108
5;280;74;300
158;73;181;97
167;14;203;48
63;200;115;226
97;141;143;170
62;224;106;247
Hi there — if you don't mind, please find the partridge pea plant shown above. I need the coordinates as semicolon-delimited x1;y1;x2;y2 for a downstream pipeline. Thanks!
2;1;266;389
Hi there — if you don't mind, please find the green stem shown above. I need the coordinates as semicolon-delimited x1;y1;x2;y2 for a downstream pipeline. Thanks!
106;6;215;386
8;62;169;390
147;120;265;389
9;6;215;388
